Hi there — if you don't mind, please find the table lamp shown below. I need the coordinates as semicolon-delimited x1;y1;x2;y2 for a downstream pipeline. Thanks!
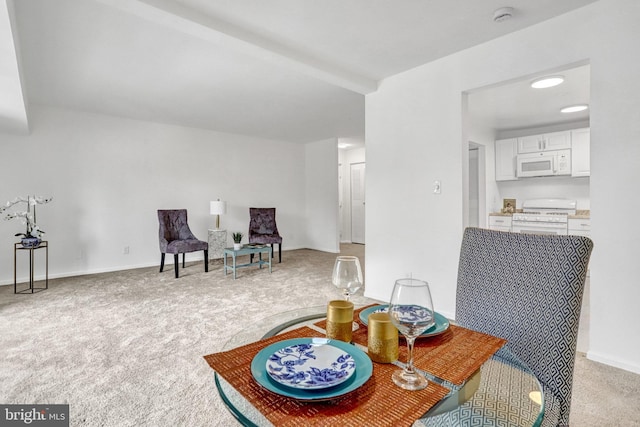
210;199;227;230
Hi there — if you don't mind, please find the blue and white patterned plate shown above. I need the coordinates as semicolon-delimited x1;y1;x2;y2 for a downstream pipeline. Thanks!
359;304;450;338
265;342;356;390
251;338;373;401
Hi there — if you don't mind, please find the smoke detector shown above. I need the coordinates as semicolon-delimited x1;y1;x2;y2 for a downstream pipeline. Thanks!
493;7;514;22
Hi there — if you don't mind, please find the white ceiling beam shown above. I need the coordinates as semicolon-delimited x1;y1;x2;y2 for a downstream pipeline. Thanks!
95;0;378;95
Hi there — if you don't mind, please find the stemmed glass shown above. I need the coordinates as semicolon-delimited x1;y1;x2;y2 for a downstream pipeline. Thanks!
332;256;363;330
388;278;435;391
332;256;363;301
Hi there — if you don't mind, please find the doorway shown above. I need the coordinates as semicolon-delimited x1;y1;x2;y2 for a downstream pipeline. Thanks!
350;162;366;244
468;145;480;227
467;142;486;228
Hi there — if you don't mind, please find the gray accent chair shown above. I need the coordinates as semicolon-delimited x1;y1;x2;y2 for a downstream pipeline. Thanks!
454;227;593;426
158;209;209;278
248;207;283;263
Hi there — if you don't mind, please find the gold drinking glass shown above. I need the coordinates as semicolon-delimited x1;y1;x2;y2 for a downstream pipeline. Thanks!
326;300;354;343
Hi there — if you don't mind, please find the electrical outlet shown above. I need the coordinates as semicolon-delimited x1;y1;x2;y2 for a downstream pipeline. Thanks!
123;246;130;254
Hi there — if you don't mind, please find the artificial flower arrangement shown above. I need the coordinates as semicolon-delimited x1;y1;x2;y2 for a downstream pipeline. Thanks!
1;195;53;243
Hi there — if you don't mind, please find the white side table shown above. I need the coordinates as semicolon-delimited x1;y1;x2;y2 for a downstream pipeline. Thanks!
208;229;227;260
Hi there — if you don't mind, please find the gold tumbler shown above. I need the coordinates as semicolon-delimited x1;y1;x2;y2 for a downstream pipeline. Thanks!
326;300;354;343
367;312;399;363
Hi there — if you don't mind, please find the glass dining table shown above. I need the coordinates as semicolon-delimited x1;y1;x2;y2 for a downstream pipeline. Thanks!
213;306;544;427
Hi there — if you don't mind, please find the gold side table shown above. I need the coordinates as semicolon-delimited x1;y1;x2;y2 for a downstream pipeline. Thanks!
14;240;48;294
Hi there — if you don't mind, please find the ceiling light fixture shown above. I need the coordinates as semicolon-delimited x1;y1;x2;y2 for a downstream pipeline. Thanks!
531;76;565;89
561;104;589;113
493;7;514;22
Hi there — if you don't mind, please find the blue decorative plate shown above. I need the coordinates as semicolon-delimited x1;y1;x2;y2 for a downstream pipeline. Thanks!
251;338;372;401
359;305;450;338
266;342;356;390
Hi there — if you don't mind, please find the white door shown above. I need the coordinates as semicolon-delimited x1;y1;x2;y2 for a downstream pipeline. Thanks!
350;163;366;244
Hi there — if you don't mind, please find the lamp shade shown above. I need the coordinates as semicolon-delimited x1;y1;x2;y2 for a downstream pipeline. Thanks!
210;200;227;215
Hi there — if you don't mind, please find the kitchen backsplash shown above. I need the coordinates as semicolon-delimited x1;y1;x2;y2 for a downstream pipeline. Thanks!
495;176;590;211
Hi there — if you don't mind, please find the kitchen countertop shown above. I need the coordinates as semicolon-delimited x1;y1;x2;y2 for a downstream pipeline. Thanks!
489;210;521;217
569;210;590;219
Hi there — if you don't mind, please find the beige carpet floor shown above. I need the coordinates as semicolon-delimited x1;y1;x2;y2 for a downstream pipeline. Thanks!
1;244;638;426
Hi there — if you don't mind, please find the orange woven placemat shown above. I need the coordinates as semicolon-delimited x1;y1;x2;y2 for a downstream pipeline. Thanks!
204;326;449;427
315;305;507;386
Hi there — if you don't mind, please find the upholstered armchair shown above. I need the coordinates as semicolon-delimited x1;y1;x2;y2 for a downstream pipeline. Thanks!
248;207;282;263
158;209;209;278
453;227;593;427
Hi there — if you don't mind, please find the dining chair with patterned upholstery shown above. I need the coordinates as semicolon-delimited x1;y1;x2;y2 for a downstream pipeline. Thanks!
454;227;593;427
158;209;209;278
248;207;283;263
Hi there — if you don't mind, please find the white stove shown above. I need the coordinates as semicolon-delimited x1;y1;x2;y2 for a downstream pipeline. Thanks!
512;199;577;235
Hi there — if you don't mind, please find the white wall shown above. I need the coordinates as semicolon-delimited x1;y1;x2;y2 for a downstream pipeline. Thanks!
304;138;340;253
366;0;640;373
0;105;319;284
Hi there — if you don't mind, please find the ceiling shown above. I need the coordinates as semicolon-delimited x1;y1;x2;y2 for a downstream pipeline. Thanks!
467;63;590;132
2;0;598;142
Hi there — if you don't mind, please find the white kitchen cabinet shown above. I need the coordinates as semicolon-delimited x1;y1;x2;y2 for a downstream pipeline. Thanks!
544;131;572;150
568;218;591;237
495;138;518;181
489;215;512;232
571;128;590;177
517;135;542;153
517;131;571;153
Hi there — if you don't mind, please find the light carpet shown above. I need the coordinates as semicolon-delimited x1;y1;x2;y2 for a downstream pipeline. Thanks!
1;244;639;426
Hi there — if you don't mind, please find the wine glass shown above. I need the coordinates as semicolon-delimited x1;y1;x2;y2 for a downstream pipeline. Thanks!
332;256;363;330
332;256;363;300
388;278;435;391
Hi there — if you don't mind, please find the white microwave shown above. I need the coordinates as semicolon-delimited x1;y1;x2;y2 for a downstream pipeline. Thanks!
516;149;571;178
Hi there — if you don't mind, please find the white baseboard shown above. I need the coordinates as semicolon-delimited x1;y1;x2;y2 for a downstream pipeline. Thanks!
586;350;640;375
0;247;336;287
0;261;160;287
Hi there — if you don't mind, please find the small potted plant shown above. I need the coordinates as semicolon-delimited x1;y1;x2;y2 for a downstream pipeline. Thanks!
232;232;243;250
1;195;53;248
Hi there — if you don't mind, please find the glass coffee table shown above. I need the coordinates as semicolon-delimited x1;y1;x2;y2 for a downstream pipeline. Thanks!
214;306;544;426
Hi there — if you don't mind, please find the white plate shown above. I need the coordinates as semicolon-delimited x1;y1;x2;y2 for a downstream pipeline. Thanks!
252;338;372;401
265;341;356;390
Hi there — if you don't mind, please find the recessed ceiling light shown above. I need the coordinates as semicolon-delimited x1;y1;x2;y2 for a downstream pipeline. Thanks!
338;143;351;149
561;104;589;113
531;76;565;89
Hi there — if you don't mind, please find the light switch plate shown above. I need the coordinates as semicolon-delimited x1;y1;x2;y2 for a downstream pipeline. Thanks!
433;180;441;194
